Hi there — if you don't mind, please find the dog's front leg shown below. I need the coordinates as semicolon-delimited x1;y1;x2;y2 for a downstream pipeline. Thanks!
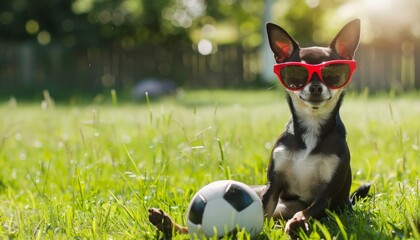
261;173;283;219
284;183;333;235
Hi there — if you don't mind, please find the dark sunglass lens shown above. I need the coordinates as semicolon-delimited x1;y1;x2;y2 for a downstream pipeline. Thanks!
280;66;309;89
321;64;350;88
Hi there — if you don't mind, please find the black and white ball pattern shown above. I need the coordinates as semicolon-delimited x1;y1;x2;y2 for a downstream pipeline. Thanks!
187;180;264;239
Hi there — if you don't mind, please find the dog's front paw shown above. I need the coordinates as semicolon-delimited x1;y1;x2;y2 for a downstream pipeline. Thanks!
148;208;174;234
285;211;309;238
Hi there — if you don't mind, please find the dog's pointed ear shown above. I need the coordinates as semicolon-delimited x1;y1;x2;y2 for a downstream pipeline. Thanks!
330;19;361;60
266;23;299;63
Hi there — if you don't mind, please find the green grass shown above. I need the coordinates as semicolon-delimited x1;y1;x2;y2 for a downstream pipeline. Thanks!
0;90;418;239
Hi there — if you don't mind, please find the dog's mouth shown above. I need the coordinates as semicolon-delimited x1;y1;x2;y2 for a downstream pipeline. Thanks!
299;96;331;109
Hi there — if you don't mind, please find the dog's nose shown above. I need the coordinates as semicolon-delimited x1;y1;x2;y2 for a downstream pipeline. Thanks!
309;84;323;95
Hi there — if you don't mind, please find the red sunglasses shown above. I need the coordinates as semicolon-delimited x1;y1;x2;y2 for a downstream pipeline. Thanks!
273;60;357;91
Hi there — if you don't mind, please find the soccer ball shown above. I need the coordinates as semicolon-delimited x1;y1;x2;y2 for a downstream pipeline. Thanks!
187;180;264;239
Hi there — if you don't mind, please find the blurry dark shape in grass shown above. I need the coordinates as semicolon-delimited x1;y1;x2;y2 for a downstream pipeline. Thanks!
131;78;177;101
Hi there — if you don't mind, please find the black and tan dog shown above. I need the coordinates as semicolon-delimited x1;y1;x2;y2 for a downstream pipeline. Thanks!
148;19;370;238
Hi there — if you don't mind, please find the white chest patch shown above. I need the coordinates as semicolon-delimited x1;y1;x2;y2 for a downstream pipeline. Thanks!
300;117;322;152
272;145;340;203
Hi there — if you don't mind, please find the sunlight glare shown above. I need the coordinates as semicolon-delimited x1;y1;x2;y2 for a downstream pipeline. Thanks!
362;0;393;12
338;0;419;42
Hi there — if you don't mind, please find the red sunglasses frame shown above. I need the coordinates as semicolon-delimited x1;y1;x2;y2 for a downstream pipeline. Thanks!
273;60;357;91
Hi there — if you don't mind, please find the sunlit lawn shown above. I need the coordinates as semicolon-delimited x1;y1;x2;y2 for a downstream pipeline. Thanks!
0;90;418;239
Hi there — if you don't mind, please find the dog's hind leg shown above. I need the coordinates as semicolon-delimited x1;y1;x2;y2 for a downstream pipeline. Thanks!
148;208;188;237
252;185;306;221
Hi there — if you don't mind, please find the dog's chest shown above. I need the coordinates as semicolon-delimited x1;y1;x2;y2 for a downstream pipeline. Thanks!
272;145;339;203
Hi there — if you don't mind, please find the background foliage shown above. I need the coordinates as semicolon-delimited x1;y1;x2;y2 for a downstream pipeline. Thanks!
0;0;419;99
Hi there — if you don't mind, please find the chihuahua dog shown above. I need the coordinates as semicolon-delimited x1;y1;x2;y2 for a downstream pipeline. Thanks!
148;19;370;238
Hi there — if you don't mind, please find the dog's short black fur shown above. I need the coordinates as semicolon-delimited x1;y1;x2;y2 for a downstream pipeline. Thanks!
148;19;370;238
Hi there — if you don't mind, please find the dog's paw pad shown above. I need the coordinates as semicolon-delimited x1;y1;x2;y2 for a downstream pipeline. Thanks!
148;208;173;233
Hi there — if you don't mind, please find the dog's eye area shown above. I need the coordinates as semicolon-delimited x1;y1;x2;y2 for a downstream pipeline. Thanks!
280;66;309;89
321;64;351;87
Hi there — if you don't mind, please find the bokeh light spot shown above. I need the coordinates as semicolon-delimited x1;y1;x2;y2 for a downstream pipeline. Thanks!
72;0;94;14
305;0;319;8
25;20;39;35
37;31;51;45
198;39;212;55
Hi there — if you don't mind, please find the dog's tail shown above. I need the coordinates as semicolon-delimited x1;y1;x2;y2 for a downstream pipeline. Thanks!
350;183;372;205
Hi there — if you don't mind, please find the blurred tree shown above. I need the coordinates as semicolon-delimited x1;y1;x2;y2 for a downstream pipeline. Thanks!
0;0;418;95
0;0;265;48
0;0;190;47
1;0;419;48
0;0;100;46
